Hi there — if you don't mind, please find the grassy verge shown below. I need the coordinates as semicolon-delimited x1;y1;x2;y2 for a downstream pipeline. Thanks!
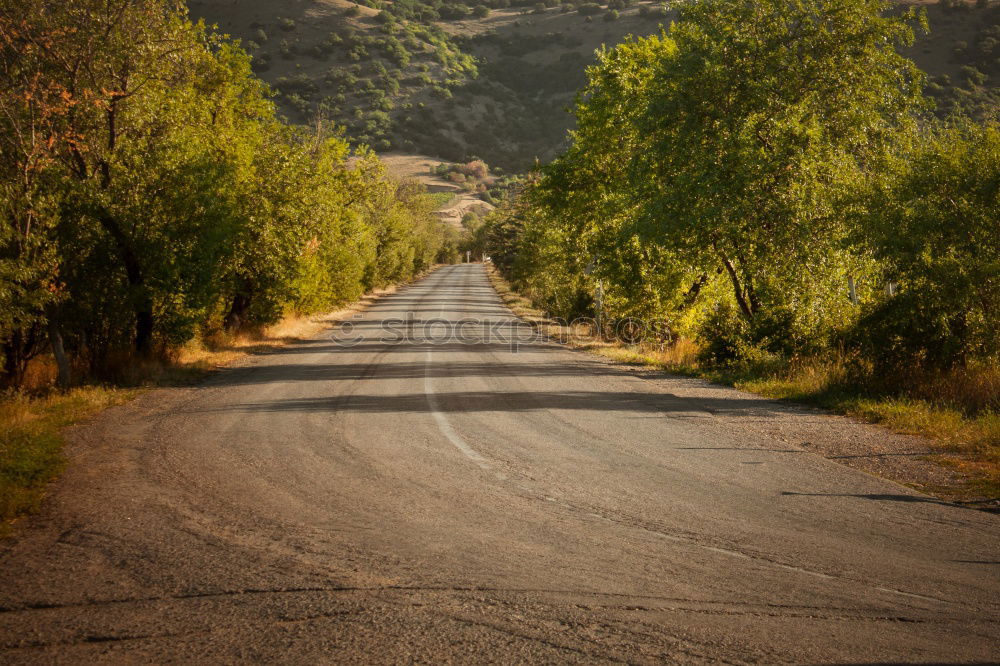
0;273;435;535
486;264;999;500
0;387;135;537
706;361;999;498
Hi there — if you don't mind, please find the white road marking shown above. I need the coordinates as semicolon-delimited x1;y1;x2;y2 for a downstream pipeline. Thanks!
424;280;495;473
424;348;491;471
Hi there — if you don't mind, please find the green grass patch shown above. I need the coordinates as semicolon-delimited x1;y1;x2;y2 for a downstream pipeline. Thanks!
723;366;998;455
424;191;457;210
0;387;136;536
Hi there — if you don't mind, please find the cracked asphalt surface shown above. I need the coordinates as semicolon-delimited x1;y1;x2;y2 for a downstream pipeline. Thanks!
0;264;998;663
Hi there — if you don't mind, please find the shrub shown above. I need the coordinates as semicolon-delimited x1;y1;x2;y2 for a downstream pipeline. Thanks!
460;159;489;179
274;73;319;98
284;93;311;114
473;4;491;17
604;9;619;20
251;52;272;72
440;4;472;19
578;3;602;15
854;122;1000;370
961;65;988;85
278;17;296;31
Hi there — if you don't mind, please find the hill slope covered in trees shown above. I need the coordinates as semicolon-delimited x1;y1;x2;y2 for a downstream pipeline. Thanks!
190;0;1000;170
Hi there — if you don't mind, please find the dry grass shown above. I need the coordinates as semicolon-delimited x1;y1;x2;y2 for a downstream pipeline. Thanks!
486;264;999;500
590;338;702;370
723;358;1000;498
0;387;135;536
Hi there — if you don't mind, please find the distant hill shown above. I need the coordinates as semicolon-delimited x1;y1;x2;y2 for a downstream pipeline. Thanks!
902;1;1000;118
188;0;999;172
189;0;668;170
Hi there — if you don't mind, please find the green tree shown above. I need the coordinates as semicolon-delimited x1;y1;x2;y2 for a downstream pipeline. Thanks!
642;0;923;329
0;3;74;384
503;0;931;356
1;0;267;366
0;0;452;387
853;121;1000;369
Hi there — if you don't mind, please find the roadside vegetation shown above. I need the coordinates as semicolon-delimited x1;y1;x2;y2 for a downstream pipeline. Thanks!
483;0;998;497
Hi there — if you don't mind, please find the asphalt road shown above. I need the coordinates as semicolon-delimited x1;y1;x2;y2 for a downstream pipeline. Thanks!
1;264;998;664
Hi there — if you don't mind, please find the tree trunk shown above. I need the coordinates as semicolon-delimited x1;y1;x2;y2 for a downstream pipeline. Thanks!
682;272;709;307
1;335;24;388
716;247;754;320
46;306;71;390
93;209;154;354
1;326;40;388
745;272;761;315
134;305;154;355
224;288;252;332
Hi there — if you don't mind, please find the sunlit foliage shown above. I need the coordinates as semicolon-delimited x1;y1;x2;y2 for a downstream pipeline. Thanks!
0;0;449;386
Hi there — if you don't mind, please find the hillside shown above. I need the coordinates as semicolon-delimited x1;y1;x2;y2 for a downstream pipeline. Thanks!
189;0;999;172
189;0;669;170
378;153;495;227
903;1;1000;117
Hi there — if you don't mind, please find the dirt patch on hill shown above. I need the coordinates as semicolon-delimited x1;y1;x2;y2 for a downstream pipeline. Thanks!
380;153;494;229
